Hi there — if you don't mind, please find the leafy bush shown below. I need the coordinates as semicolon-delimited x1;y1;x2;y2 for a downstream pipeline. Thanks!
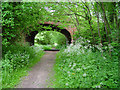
51;38;118;88
2;44;44;88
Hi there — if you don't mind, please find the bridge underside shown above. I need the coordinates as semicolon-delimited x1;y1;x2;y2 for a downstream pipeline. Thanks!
25;24;72;46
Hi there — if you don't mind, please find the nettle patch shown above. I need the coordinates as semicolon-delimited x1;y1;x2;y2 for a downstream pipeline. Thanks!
51;37;118;88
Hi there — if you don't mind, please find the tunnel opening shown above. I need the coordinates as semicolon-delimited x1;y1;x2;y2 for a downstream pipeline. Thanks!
34;31;67;50
25;24;72;46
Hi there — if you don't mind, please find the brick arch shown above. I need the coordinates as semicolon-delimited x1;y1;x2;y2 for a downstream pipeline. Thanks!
25;23;72;46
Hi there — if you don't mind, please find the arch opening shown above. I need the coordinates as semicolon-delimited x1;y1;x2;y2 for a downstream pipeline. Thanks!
34;31;67;50
25;24;72;46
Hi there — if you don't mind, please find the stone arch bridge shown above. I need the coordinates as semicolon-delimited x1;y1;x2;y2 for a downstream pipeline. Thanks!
25;21;77;46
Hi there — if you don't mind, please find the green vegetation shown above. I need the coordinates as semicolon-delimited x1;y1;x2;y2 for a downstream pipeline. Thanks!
2;44;44;88
34;31;67;50
1;1;119;89
51;38;118;88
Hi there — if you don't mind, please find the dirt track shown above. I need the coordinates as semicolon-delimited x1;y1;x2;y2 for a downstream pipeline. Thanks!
17;51;58;88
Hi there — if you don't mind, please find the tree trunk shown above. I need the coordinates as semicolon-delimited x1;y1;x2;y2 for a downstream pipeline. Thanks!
82;2;95;45
100;2;111;56
101;3;112;35
96;2;103;56
118;2;120;43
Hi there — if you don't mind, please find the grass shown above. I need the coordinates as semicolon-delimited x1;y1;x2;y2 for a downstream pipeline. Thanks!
1;44;44;88
34;44;52;50
49;39;119;88
2;53;44;88
2;67;28;88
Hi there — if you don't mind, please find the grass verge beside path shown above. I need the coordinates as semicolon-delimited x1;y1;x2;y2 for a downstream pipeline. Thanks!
50;42;118;88
1;45;44;88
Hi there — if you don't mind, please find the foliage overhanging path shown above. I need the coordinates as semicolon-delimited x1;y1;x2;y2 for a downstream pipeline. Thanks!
17;51;58;88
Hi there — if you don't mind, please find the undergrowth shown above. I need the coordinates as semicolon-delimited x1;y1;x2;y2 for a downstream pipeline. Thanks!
50;38;119;88
34;44;52;50
1;44;44;88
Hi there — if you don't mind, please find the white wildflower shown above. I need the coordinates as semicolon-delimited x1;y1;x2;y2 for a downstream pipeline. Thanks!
105;46;107;49
83;73;86;77
71;67;73;70
70;43;73;46
100;43;103;46
96;85;101;88
67;71;70;74
73;63;76;67
89;46;92;48
76;68;81;71
83;67;86;69
66;83;68;86
98;86;101;88
54;43;58;46
87;40;90;42
103;57;106;59
69;64;71;67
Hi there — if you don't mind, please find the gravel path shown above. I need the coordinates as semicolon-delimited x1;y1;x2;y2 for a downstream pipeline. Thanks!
17;51;58;88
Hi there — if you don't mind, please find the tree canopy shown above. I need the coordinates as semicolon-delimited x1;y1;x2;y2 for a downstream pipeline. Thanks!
2;1;120;56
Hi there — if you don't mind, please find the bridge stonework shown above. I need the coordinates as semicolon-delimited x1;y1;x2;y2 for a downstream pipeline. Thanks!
43;21;77;42
25;21;77;46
